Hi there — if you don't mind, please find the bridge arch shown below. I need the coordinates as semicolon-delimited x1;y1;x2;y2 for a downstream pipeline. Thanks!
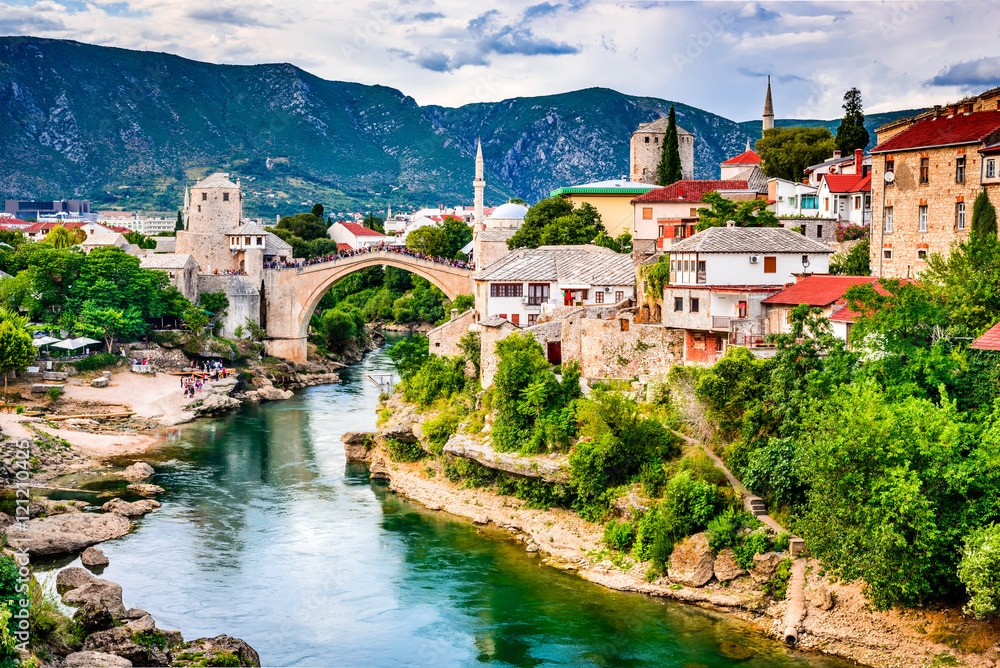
262;250;473;362
294;256;470;339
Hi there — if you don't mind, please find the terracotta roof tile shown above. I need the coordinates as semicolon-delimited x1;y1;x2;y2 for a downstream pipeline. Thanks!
762;275;878;307
721;149;761;166
823;173;871;194
873;111;1000;153
338;221;385;237
971;321;1000;350
631;180;750;204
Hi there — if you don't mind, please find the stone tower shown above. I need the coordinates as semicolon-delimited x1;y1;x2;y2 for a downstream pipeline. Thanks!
629;117;695;185
473;139;485;227
762;75;775;135
175;172;243;274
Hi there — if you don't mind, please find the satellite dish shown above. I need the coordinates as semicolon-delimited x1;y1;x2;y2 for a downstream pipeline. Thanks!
884;171;895;184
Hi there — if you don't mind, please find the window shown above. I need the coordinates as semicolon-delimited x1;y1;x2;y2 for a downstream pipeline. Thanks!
595;291;604;304
197;205;201;213
957;202;966;230
885;158;895;181
738;301;748;318
854;196;861;210
642;207;653;220
511;314;520;326
245;236;251;245
816;224;823;238
670;260;676;271
527;283;549;305
763;256;777;273
884;249;892;259
654;136;659;144
988;159;997;179
658;225;664;237
697;260;706;272
223;192;230;202
884;206;893;233
690;298;700;313
527;314;538;326
644;136;650;143
918;205;928;232
918;249;927;260
956;156;966;183
615;291;624;302
920;157;929;184
801;195;818;209
674;297;683;312
201;192;207;201
490;283;523;298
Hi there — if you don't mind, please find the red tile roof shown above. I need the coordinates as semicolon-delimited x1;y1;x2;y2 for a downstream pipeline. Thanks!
338;221;385;237
336;243;352;252
631;180;750;204
971;321;1000;350
721;149;761;166
823;173;871;194
762;275;879;307
872;110;1000;153
829;303;863;323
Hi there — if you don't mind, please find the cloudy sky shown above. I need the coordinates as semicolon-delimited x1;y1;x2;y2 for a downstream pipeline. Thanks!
1;0;998;120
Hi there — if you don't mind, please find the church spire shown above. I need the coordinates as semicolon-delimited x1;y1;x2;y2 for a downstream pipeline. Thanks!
473;138;485;228
762;75;774;135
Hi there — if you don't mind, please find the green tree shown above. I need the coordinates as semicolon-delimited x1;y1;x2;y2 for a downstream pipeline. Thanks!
971;187;998;243
77;302;144;352
123;231;157;249
311;203;325;220
696;191;779;230
175;210;184;231
0;308;35;399
388;334;429;381
363;213;385;234
835;87;870;154
757;127;837;182
0;243;85;322
405;226;450;258
657;106;683;186
277;212;327;241
923;232;1000;336
958;524;1000;619
829;238;871;275
508;198;606;249
593;231;633;253
440;216;473;258
44;225;84;249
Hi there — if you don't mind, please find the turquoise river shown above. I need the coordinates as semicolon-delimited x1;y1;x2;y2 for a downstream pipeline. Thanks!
46;341;858;667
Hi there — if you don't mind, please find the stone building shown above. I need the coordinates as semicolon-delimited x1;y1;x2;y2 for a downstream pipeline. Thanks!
139;254;200;302
869;88;1000;278
176;173;244;274
630;116;695;184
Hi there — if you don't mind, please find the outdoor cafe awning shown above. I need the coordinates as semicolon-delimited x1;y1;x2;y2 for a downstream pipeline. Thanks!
52;337;101;351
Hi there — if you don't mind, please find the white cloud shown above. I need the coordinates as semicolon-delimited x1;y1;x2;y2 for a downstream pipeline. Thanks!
0;0;996;121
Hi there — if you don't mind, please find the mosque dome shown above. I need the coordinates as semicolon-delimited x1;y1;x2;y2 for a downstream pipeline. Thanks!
488;202;529;221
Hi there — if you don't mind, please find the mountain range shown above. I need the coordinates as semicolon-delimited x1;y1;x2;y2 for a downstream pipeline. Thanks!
0;37;921;218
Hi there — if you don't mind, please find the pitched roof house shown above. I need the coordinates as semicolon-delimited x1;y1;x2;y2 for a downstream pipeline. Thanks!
630;179;752;252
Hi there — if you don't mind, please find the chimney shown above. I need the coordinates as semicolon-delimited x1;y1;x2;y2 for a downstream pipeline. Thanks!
677;186;684;198
833;150;841;159
933;105;942;118
964;102;974;114
854;149;863;174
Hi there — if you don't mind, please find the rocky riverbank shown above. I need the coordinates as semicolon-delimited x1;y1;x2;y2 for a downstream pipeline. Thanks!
360;395;1000;668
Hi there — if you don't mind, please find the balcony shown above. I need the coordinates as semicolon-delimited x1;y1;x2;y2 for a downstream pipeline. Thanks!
711;315;730;330
696;271;706;284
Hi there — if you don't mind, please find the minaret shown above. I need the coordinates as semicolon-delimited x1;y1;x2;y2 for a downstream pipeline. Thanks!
762;75;774;135
473;139;485;228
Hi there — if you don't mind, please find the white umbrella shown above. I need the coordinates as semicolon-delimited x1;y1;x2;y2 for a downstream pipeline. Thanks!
52;339;86;350
73;337;101;347
32;336;60;347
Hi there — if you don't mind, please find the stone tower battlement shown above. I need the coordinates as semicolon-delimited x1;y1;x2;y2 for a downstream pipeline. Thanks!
176;172;243;274
629;116;695;185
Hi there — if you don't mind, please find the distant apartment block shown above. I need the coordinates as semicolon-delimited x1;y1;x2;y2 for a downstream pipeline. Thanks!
5;199;94;221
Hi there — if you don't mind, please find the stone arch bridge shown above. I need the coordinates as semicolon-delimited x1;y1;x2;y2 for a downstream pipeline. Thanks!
261;250;473;362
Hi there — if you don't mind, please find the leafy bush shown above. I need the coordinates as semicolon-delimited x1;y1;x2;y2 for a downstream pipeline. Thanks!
604;519;636;552
957;524;1000;619
706;507;759;552
421;409;462;454
763;558;793;599
388;335;429;381
383;437;425;463
402;355;468;408
72;352;120;372
733;527;772;570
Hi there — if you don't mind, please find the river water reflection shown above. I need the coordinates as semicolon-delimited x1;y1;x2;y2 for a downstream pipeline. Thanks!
60;342;857;667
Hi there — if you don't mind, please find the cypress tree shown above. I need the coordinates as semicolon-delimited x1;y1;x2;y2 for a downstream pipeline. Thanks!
657;106;683;186
971;187;998;243
175;210;184;231
836;87;870;154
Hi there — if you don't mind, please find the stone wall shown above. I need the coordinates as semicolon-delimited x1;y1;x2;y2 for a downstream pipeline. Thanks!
580;318;684;380
479;320;518;387
630;125;695;184
428;309;477;357
198;275;261;339
871;149;1000;278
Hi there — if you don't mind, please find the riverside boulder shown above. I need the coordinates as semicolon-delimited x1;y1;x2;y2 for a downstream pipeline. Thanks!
123;462;155;481
10;512;131;556
668;533;714;587
102;497;161;517
713;548;745;582
64;651;133;668
175;635;261;667
81;546;110;567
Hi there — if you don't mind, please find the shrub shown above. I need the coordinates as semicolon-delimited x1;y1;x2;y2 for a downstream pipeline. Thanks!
72;352;120;372
402;355;467;408
604;519;637;552
421;410;462;454
957;524;1000;619
772;531;791;553
706;507;759;552
763;558;793;599
733;527;773;570
383;437;425;463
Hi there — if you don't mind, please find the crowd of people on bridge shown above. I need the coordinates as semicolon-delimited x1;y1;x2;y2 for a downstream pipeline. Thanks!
264;242;474;271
